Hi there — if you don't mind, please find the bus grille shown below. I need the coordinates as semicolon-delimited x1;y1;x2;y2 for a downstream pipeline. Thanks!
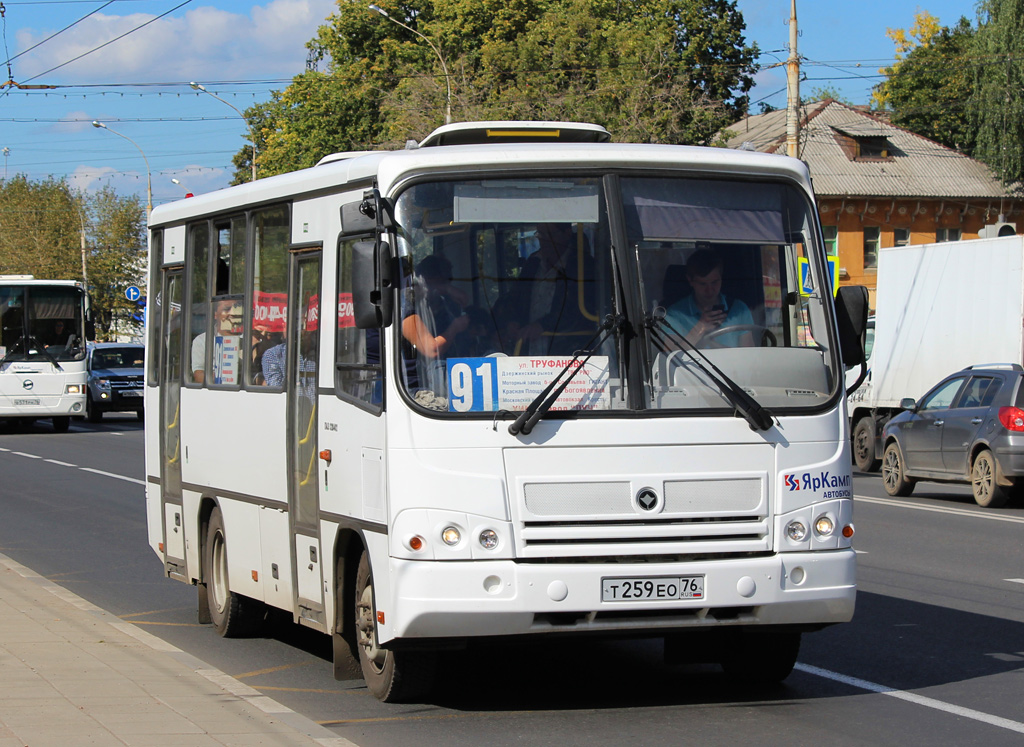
518;478;769;559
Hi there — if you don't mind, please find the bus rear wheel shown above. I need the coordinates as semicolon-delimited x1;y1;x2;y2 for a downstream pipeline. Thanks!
354;550;435;702
202;508;263;637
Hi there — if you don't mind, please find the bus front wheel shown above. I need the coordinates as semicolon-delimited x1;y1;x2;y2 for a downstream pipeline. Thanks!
720;630;801;685
354;550;435;702
202;508;263;637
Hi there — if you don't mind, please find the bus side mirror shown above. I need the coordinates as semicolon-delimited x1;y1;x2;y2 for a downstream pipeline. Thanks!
835;285;868;367
352;239;394;329
85;319;96;342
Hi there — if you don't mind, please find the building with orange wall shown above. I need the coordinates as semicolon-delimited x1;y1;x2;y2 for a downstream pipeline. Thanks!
721;100;1022;309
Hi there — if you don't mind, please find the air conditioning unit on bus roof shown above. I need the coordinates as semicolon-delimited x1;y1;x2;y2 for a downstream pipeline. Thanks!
978;221;1017;238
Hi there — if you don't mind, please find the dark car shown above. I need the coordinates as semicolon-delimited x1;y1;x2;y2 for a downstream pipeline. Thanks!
86;343;145;422
881;364;1024;507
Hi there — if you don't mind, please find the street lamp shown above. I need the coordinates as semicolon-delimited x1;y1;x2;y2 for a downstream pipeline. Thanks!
368;4;452;125
190;82;258;182
92;121;152;219
171;178;194;198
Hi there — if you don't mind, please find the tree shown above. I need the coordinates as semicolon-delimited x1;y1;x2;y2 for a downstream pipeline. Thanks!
238;0;758;180
0;176;145;338
807;86;852;105
874;12;976;154
971;0;1024;190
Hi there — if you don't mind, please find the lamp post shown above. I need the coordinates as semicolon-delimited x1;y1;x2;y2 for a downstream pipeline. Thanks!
368;4;452;125
190;82;258;181
92;121;152;219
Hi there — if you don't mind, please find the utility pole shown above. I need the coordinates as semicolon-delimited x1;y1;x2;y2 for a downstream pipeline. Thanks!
786;0;800;158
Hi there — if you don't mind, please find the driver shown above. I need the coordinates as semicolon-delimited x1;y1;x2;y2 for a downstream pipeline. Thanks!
666;249;753;347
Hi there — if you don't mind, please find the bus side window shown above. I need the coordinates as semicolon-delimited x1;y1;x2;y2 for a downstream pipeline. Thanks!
187;222;210;385
337;236;383;408
251;206;290;388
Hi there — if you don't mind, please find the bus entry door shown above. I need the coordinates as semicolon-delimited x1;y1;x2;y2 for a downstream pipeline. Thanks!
288;251;325;623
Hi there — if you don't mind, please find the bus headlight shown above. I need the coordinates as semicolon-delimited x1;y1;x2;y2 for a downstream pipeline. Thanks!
479;529;499;550
814;515;835;537
785;520;808;542
64;384;83;394
441;526;461;546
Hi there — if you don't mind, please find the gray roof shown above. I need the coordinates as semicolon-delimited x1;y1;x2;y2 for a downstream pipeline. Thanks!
722;100;1010;199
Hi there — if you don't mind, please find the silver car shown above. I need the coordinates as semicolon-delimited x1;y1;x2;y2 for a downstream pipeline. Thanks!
86;343;145;422
881;364;1024;507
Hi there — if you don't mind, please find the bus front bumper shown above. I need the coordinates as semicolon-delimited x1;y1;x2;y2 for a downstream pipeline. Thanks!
381;549;855;643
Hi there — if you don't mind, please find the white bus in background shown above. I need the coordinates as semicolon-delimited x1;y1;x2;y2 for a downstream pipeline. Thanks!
0;276;91;431
144;121;868;702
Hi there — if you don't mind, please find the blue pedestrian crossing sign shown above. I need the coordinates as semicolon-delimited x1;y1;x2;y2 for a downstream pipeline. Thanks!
125;285;142;302
798;256;840;297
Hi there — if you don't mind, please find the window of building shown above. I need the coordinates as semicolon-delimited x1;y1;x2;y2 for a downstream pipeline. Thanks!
894;228;910;246
822;225;838;256
936;228;962;243
863;226;880;269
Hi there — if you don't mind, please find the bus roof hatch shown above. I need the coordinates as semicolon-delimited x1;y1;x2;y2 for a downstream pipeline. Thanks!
416;121;611;148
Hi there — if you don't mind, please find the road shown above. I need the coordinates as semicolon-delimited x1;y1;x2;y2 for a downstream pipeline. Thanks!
1;417;1024;745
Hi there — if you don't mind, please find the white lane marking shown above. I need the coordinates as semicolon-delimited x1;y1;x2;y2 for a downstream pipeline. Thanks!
0;447;143;486
45;459;78;467
855;495;1024;525
1004;579;1024;585
79;467;146;486
797;663;1024;734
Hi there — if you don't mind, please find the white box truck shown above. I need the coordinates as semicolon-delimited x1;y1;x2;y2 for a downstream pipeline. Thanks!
849;235;1024;471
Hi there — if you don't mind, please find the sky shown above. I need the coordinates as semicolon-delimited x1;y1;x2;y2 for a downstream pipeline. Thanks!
0;0;983;207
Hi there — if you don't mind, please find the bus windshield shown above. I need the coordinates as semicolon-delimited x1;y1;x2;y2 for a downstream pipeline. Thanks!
0;285;87;364
392;174;838;416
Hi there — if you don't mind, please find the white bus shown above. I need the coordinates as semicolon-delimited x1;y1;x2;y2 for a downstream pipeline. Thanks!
145;121;868;702
0;276;91;431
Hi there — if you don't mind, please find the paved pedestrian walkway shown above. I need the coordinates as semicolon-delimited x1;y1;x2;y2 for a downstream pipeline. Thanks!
0;553;355;747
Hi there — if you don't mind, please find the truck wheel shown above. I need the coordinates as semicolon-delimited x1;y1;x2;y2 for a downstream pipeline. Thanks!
52;416;70;433
721;630;801;684
972;450;1010;508
882;442;915;497
202;508;264;637
354;549;435;702
853;418;880;472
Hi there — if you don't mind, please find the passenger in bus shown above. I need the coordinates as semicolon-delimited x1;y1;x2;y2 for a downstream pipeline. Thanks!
502;222;595;356
401;255;471;361
665;249;753;348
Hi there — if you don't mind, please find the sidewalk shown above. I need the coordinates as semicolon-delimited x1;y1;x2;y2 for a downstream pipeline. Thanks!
0;553;355;747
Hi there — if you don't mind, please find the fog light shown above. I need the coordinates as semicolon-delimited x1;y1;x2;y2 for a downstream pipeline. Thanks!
441;526;461;546
71;402;82;412
786;520;808;542
814;515;835;536
479;529;499;550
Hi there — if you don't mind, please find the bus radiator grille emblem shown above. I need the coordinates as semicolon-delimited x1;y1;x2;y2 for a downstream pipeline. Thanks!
636;488;659;512
22;380;33;391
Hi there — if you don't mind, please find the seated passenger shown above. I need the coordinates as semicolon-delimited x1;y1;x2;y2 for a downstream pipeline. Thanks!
665;249;753;348
503;222;595;356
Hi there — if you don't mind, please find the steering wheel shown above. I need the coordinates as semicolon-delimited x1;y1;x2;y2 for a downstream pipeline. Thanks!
699;324;777;348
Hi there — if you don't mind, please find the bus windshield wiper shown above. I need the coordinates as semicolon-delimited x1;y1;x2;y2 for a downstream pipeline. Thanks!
509;314;622;437
0;335;62;371
646;308;772;432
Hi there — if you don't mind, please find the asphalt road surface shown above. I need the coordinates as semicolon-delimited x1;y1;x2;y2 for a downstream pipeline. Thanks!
1;416;1023;745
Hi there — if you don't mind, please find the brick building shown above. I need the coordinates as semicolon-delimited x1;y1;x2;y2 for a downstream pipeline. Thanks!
721;99;1022;308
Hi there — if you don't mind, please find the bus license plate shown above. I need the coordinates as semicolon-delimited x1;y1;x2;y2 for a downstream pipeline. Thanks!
13;398;40;406
601;575;704;602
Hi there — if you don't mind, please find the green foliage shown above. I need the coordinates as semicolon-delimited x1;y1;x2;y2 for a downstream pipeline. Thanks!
239;0;758;180
875;16;976;154
807;86;853;105
971;0;1024;190
0;176;145;339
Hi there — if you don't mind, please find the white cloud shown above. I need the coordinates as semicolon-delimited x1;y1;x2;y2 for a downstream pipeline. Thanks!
14;0;337;84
